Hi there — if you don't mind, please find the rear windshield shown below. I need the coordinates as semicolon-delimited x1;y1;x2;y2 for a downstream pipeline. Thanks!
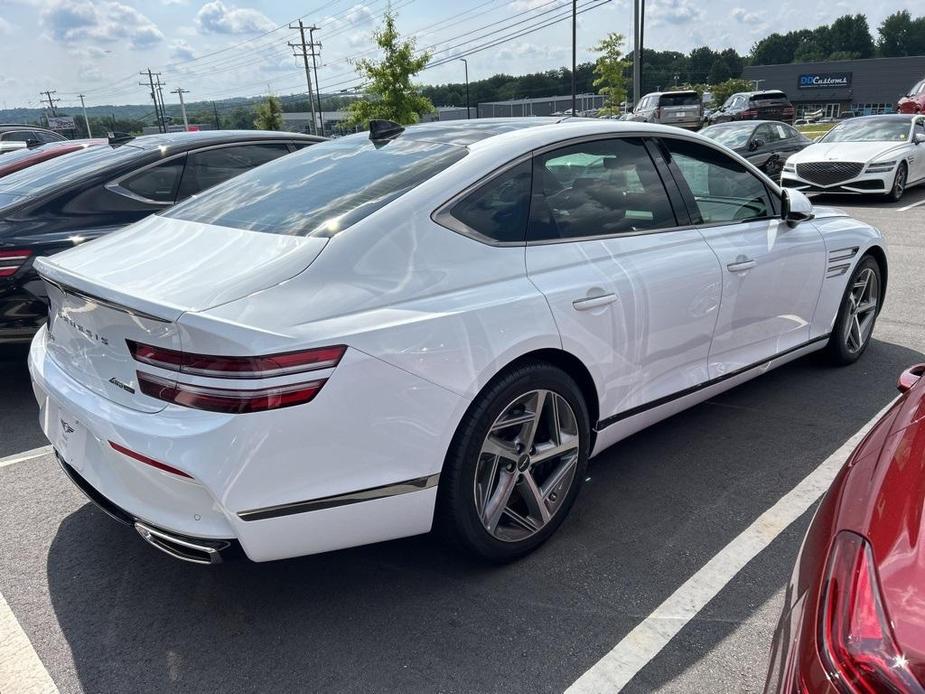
750;92;788;104
659;92;700;107
165;136;467;237
0;144;139;197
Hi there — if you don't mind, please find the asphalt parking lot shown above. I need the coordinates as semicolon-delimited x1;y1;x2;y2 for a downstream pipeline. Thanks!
1;186;924;694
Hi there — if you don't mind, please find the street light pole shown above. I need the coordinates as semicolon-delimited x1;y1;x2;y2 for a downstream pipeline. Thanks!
459;58;470;120
77;94;91;137
171;88;190;131
571;0;577;115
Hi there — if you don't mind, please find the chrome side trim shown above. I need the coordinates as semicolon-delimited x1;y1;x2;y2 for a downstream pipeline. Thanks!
238;473;440;522
134;522;228;565
40;275;172;323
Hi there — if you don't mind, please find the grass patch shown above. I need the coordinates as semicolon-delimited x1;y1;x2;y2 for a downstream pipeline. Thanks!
797;123;836;138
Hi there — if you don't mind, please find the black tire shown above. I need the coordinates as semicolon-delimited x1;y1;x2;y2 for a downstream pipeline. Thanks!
826;255;882;366
436;362;590;562
887;162;907;202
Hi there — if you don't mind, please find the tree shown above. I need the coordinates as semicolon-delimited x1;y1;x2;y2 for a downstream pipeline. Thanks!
688;46;717;84
253;96;283;130
592;33;629;115
709;78;754;108
878;10;925;57
749;33;799;65
829;14;874;58
346;11;434;127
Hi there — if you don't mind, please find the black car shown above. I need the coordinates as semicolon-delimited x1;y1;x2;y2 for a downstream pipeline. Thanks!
0;125;68;155
707;90;795;125
699;120;810;180
0;130;322;342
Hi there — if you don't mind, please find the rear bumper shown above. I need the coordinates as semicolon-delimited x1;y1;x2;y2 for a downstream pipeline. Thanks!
29;326;468;562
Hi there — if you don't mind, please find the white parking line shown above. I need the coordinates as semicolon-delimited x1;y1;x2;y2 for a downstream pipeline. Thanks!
0;590;58;694
567;398;898;693
898;198;925;212
0;445;52;469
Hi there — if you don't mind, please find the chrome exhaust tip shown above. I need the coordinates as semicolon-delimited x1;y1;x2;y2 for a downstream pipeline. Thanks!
134;522;230;565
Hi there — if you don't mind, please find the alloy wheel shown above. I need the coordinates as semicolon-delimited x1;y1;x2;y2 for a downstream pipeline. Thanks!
843;267;879;354
892;166;906;200
474;389;580;543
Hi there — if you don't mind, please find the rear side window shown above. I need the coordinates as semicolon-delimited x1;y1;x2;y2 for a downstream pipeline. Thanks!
659;93;699;107
165;137;466;237
528;137;676;241
120;159;185;203
2;131;35;143
447;160;532;243
35;131;64;144
662;138;772;224
177;143;292;200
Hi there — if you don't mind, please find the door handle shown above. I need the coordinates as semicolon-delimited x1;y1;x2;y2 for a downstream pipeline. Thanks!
572;293;617;310
727;258;757;273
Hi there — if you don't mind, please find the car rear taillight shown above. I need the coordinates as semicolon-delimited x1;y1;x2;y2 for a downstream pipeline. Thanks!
741;109;758;118
126;340;345;378
127;341;344;413
136;372;326;413
819;531;925;693
0;249;32;278
783;106;795;116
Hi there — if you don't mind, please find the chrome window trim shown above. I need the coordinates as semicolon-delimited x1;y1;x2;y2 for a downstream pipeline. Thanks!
105;139;307;207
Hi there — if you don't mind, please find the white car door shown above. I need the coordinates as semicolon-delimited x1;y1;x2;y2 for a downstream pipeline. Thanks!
910;119;925;183
524;137;722;422
658;137;826;377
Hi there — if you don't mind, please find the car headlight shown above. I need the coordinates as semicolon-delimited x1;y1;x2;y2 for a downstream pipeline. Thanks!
866;160;898;173
783;162;796;172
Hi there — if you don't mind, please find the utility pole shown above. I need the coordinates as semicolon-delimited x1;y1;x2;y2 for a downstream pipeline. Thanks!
289;20;318;135
140;69;164;133
571;0;577;115
633;0;645;106
211;101;221;130
171;87;190;131
40;90;59;121
77;94;91;137
459;58;470;119
308;25;324;136
155;74;168;132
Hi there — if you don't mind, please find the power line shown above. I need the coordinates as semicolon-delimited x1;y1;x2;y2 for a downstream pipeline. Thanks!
289;19;319;135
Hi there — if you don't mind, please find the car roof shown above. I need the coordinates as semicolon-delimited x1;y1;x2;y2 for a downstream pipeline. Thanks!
0;125;60;133
846;114;915;121
338;118;565;147
122;129;323;152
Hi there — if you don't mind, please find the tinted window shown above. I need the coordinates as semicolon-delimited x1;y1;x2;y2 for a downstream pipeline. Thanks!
449;160;531;243
3;131;35;143
528;138;676;241
120;159;185;203
35;131;64;144
752;124;774;144
166;137;466;237
177;143;291;199
660;92;700;107
750;92;788;104
663;138;772;223
0;144;139;196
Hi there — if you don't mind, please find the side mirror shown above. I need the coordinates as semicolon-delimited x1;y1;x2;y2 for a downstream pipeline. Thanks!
782;188;814;226
748;138;765;151
898;364;925;393
914;133;925;145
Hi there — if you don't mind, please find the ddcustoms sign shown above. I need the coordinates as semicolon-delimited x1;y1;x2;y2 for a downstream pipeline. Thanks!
798;72;852;90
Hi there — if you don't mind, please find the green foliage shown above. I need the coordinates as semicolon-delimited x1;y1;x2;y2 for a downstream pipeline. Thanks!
346;11;434;127
750;13;882;64
878;10;925;57
708;79;755;107
253;96;283;130
592;33;629;115
829;14;875;58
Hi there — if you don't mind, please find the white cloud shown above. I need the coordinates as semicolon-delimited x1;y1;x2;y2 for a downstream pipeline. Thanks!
648;0;702;26
170;39;196;61
0;17;14;35
731;8;764;25
195;1;275;35
40;0;164;48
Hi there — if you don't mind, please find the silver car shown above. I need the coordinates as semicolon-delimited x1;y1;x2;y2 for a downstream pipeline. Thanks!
629;91;703;130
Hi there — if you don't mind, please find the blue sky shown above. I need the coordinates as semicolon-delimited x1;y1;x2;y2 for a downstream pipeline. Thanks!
0;0;919;109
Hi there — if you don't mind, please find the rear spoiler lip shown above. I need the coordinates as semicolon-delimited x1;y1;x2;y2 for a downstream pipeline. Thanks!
36;257;184;324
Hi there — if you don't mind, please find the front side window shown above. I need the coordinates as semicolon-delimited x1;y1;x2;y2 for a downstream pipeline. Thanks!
120;158;185;203
2;131;35;143
752;124;774;145
528;138;676;241
35;131;64;144
447;160;531;243
662;138;772;224
177;143;292;200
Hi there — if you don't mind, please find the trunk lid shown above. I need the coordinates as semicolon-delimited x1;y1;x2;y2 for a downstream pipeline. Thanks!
37;215;328;411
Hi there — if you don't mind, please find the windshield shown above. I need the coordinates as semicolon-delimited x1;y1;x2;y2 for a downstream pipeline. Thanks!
165;136;467;237
700;124;753;148
0;144;140;196
821;118;911;143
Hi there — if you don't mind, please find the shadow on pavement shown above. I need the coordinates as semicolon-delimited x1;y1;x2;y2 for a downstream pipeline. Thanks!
0;344;44;458
44;338;924;693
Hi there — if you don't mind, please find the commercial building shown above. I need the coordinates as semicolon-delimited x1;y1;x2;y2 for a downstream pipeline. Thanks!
478;93;605;118
742;55;925;119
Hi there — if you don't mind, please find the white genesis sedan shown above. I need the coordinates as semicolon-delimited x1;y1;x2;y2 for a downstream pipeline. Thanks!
29;118;888;564
782;114;925;201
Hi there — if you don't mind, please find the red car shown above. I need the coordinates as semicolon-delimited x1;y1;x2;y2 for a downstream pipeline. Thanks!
0;138;105;178
765;363;925;693
898;78;925;114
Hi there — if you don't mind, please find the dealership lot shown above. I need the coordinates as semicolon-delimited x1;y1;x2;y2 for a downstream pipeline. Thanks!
1;187;924;693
